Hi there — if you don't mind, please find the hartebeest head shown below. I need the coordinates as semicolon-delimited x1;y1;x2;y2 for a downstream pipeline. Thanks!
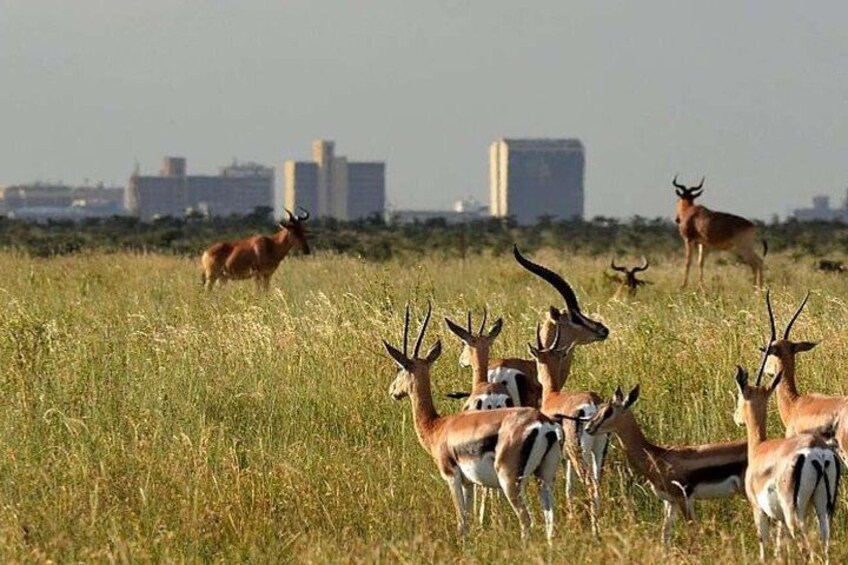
513;245;609;347
610;256;651;296
759;290;818;378
444;309;503;369
384;302;442;400
672;175;704;223
280;207;312;255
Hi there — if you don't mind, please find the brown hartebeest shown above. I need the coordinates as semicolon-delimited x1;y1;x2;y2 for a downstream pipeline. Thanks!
485;246;609;408
384;302;563;541
609;256;651;299
200;207;311;292
760;291;848;455
673;176;766;288
734;361;839;561
583;384;748;544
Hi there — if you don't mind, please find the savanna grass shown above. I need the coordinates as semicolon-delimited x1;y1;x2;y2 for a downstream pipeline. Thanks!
0;249;846;563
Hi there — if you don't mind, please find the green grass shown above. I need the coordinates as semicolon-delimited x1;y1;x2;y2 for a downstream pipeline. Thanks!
0;249;846;563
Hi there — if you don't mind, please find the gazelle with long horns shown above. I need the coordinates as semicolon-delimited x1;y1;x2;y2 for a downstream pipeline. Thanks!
761;291;848;453
673;176;766;288
485;246;610;407
609;256;652;299
200;207;311;291
384;303;563;541
529;324;609;529
582;385;748;544
734;358;839;561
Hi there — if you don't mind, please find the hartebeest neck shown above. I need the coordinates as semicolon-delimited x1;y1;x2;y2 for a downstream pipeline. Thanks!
272;229;297;258
409;375;440;451
613;411;665;480
773;356;801;421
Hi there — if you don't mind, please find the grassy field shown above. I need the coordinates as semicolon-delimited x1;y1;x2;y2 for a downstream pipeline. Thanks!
0;249;846;563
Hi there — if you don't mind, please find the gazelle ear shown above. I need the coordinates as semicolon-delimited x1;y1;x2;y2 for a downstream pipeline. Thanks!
623;385;640;409
384;341;412;371
487;318;504;341
793;341;818;354
735;365;748;394
613;386;624;404
424;340;442;364
444;317;473;344
767;371;784;395
548;306;561;321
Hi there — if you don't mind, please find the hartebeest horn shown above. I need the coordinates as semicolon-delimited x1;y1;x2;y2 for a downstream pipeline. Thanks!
610;257;628;274
783;292;810;340
692;177;705;190
413;301;432;358
633;256;649;273
513;245;582;314
295;206;310;221
672;175;686;197
284;208;295;222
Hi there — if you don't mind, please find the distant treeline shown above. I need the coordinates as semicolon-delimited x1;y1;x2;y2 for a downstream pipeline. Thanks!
0;207;846;260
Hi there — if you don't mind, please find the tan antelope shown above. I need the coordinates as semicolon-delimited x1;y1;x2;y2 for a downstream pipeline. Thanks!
528;324;609;530
444;310;513;409
485;246;610;407
760;290;848;452
200;207;311;291
384;302;563;541
673;176;766;288
582;385;748;544
734;361;839;561
608;256;652;299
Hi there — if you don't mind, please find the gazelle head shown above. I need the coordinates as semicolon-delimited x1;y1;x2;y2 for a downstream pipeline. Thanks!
444;309;503;368
733;363;783;429
610;256;651;295
513;245;610;348
527;323;573;383
384;302;442;400
280;207;312;255
760;290;818;377
672;175;704;223
584;385;641;435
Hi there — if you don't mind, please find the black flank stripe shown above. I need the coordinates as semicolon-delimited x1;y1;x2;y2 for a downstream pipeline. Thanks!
684;461;747;497
519;429;540;478
792;454;807;509
454;434;499;460
505;398;514;408
514;373;530;406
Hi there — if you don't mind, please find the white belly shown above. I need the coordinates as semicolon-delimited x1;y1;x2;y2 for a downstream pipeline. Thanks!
692;476;742;499
459;453;499;488
756;483;783;520
487;367;523;406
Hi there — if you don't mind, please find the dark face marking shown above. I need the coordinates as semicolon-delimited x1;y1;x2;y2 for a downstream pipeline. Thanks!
681;461;747;497
454;434;499;460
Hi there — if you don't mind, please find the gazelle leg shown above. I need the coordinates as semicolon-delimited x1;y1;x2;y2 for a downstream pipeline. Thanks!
477;486;488;526
754;508;769;562
448;473;470;536
499;476;531;540
538;478;555;543
697;243;707;284
682;239;693;287
813;480;831;560
661;500;676;545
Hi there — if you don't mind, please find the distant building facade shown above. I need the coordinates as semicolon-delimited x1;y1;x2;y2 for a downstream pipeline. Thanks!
489;138;585;224
285;140;385;220
126;157;274;220
0;182;124;221
387;197;489;225
791;192;847;222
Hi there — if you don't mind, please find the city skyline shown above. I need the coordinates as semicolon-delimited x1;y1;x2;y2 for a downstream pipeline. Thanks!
1;2;847;220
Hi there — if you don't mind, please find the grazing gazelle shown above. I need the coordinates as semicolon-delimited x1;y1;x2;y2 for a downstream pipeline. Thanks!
384;302;563;540
583;385;748;544
760;291;848;453
485;246;610;407
673;176;766;288
529;324;609;530
734;362;839;561
609;256;652;299
444;310;513;409
200;207;311;291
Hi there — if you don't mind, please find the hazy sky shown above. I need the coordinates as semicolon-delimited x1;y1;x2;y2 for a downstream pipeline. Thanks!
2;1;847;219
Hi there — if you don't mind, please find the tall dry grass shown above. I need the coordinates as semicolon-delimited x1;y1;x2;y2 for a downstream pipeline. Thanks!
0;249;845;563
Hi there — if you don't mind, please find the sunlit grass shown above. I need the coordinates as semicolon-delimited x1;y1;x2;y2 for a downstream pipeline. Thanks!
0;249;845;563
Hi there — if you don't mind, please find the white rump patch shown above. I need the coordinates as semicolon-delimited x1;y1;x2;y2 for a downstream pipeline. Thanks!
466;393;512;410
487;367;523;406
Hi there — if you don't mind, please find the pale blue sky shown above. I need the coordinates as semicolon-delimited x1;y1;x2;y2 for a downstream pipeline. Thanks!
1;1;846;218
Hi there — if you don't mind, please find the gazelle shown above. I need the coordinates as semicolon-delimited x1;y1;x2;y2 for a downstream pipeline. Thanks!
529;324;609;530
444;310;513;409
673;176;766;288
609;256;651;299
485;246;610;407
760;290;848;452
583;385;748;544
384;302;563;541
734;362;839;561
200;207;311;291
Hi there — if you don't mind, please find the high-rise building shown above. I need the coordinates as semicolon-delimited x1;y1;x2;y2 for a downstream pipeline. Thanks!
285;140;385;220
126;157;274;220
489;138;585;224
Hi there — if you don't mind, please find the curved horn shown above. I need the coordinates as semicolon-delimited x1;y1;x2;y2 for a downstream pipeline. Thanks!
295;206;310;221
610;257;627;274
765;289;776;343
633;256;649;273
478;308;488;336
549;323;562;351
403;303;411;357
467;311;472;333
754;338;771;387
284;208;295;222
783;292;810;340
672;175;686;190
692;176;705;190
413;301;432;358
535;323;543;351
513;245;581;313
